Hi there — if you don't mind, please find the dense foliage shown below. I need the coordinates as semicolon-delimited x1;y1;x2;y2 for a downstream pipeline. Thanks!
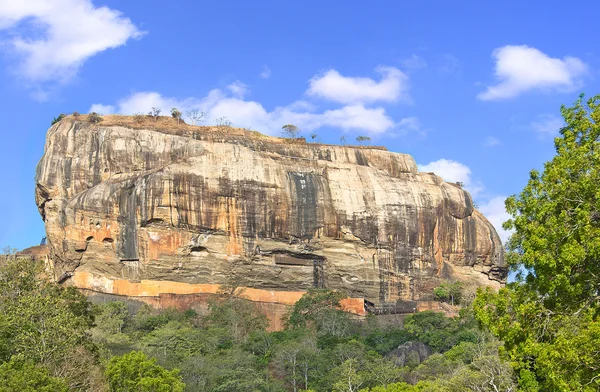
0;258;184;391
105;351;185;391
86;288;513;391
0;257;515;391
474;95;600;391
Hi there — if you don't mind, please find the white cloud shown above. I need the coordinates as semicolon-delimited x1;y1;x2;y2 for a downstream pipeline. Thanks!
396;117;424;136
419;159;511;243
478;45;587;100
484;136;501;147
227;81;249;98
478;196;512;244
89;103;115;114
530;114;564;138
306;66;409;104
418;159;483;197
90;88;410;136
259;66;271;79
90;65;424;137
401;55;427;70
0;0;143;83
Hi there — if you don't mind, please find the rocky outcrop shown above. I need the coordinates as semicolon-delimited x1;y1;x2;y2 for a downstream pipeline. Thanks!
35;116;506;312
388;341;433;367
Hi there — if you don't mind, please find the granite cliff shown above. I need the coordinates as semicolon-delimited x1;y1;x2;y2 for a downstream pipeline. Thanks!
35;115;506;314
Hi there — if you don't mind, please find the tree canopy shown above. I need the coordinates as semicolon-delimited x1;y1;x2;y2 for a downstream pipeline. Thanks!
105;351;185;392
474;94;600;391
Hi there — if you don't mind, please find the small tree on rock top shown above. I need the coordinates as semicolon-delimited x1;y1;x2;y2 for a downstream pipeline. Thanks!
356;135;371;145
216;116;233;132
88;112;103;124
149;107;161;120
171;108;182;124
282;124;300;139
185;109;206;126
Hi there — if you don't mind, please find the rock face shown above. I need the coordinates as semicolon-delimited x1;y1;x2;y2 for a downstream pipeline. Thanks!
35;116;506;312
388;341;433;367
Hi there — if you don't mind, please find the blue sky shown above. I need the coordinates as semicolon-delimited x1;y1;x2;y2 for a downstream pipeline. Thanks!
1;0;599;250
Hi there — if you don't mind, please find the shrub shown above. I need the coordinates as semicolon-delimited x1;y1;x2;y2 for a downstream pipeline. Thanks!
51;114;65;125
133;112;145;123
88;112;103;124
0;360;68;392
356;135;371;145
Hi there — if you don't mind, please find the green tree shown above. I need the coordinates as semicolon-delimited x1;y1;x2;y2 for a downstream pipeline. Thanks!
285;289;347;330
474;94;600;391
93;301;129;337
403;311;473;353
105;351;185;392
273;334;318;392
139;320;204;365
170;108;182;124
88;112;103;123
359;382;423;392
51;114;65;126
331;358;365;392
0;359;68;392
205;298;268;343
0;257;104;390
433;281;463;306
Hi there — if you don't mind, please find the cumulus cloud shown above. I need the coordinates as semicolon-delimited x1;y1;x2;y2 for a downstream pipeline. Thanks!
478;45;587;100
89;103;115;114
396;117;424;136
227;81;250;98
0;0;143;83
418;158;511;243
478;196;512;244
90;88;412;136
418;160;510;243
418;159;483;197
306;66;409;104
530;114;564;138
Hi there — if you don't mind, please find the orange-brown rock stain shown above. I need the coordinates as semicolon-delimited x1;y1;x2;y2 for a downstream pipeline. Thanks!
72;270;366;330
217;196;243;256
432;219;444;274
64;220;120;259
142;229;192;262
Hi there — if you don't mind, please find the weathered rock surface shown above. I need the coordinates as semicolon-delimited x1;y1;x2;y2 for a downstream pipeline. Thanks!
388;341;433;367
35;116;506;312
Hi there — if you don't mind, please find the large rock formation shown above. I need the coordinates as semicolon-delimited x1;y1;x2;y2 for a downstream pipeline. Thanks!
35;116;506;312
